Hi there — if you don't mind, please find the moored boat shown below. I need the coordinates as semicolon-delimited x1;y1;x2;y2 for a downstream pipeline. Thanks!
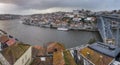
57;27;69;31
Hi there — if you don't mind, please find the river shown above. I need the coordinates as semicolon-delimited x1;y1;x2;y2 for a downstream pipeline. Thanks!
0;19;101;48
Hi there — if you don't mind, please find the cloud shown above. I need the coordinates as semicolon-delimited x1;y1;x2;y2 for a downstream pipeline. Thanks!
0;3;18;14
0;0;120;14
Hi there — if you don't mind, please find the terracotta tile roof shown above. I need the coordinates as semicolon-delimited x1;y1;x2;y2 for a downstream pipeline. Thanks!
32;46;45;57
80;47;114;65
30;58;41;65
53;51;65;65
63;50;77;65
47;42;65;53
0;35;9;43
31;57;53;65
6;38;16;46
1;42;30;65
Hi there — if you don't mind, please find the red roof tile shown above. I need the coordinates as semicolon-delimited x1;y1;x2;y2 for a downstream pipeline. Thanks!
6;38;16;46
0;35;9;43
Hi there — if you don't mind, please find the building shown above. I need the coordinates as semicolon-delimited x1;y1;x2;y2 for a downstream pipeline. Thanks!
0;30;32;65
79;42;120;65
73;10;80;15
0;42;32;65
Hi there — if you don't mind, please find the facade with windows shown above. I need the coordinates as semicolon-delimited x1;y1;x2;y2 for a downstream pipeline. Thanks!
14;46;32;65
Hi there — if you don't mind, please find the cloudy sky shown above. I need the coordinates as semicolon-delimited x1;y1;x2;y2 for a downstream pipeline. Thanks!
0;0;120;14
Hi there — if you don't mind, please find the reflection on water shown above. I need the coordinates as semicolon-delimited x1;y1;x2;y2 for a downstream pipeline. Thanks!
0;20;101;48
0;21;5;29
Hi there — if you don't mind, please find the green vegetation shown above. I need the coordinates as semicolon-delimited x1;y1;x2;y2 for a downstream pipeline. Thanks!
92;20;97;25
62;17;70;21
87;38;96;44
63;50;77;65
62;17;73;24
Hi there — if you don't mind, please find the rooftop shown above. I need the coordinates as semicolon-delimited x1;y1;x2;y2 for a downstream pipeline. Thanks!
30;57;53;65
63;50;77;65
80;47;113;65
47;42;65;53
53;51;65;65
1;42;30;65
6;38;16;46
0;35;9;43
89;42;120;57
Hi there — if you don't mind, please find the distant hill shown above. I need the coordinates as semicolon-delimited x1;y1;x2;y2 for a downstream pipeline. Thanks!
0;14;21;20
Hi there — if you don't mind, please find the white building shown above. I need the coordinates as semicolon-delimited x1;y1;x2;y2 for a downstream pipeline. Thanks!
73;10;80;15
73;18;81;22
65;14;74;18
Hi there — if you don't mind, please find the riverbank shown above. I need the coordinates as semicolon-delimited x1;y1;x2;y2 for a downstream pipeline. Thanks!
23;22;98;32
0;20;101;48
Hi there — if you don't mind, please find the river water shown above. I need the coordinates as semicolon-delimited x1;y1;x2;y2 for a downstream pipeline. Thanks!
0;19;101;48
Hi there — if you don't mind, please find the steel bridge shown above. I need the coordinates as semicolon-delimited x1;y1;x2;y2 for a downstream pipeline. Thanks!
97;15;120;46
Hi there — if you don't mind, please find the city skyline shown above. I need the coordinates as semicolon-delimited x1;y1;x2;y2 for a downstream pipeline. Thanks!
0;0;120;14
